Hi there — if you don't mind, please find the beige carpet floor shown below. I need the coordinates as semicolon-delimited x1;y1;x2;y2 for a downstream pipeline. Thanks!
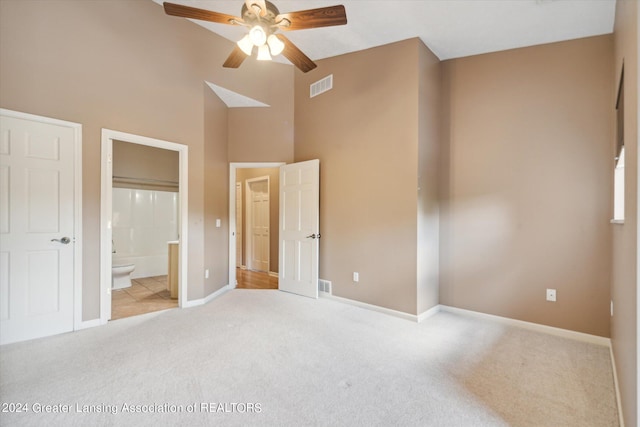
0;289;619;426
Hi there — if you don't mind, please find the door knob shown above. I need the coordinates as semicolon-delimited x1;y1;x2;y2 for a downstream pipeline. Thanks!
305;233;321;239
51;237;71;244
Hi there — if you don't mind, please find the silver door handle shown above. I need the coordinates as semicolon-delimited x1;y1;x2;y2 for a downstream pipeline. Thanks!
51;237;71;244
305;233;321;239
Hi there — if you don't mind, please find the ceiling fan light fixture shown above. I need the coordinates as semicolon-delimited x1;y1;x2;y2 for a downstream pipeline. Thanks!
267;34;285;56
249;25;267;46
237;34;254;55
257;44;272;61
163;1;347;73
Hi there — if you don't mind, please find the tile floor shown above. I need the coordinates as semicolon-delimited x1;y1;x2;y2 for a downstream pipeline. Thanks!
111;275;177;320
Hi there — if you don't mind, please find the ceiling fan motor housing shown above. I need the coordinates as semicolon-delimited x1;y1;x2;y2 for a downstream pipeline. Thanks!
241;1;280;25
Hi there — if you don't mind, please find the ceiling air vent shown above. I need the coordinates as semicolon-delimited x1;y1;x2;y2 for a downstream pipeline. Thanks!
310;74;333;98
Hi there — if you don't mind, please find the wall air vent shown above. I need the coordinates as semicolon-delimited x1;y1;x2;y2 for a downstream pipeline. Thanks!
318;279;332;295
310;74;333;98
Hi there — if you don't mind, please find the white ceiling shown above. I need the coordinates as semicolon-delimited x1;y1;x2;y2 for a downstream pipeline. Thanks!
153;0;616;63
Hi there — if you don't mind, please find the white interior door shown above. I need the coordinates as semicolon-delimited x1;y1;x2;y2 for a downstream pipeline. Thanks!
235;183;242;268
0;114;77;344
246;178;269;272
279;159;320;298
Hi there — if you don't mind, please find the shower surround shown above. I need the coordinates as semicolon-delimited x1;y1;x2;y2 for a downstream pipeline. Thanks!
112;188;179;279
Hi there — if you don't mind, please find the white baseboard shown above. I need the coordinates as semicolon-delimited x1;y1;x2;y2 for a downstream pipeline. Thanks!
417;305;441;322
320;293;420;322
182;285;231;308
609;345;625;427
316;296;612;347
440;305;611;347
76;318;102;330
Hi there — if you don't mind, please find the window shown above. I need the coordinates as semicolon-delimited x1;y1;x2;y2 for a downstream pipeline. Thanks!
613;67;624;222
613;146;625;221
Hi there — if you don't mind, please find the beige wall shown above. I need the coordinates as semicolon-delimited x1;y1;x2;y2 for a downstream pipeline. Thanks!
0;0;293;317
203;86;230;297
612;1;638;425
236;167;280;273
295;39;436;315
112;140;179;191
440;35;614;337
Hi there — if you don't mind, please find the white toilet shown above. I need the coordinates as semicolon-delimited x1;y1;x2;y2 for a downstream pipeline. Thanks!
112;264;135;289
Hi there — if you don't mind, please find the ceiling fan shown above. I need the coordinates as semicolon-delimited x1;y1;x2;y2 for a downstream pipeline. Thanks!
163;1;347;73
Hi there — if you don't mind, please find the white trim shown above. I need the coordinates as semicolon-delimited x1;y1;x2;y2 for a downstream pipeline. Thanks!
0;109;83;333
100;139;112;323
637;13;640;423
72;124;83;331
440;305;611;346
417;304;441;322
610;219;625;224
235;182;242;269
182;285;231;308
316;295;613;346
100;129;189;324
320;293;420;322
228;162;285;290
610;345;626;427
76;318;102;331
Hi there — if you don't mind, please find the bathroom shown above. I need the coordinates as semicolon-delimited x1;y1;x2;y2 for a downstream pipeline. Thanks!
111;140;180;319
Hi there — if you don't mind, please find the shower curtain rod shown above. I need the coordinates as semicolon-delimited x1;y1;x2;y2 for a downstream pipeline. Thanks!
112;176;179;187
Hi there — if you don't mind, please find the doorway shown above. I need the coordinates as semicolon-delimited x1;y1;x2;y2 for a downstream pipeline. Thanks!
229;163;284;290
110;141;179;319
100;129;188;324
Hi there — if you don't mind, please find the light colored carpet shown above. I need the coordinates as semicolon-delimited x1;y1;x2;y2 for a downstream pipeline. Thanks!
0;290;619;427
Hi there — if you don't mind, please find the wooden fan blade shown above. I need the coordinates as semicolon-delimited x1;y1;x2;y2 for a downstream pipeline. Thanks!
277;35;317;73
223;46;249;69
245;0;268;17
163;2;242;25
276;5;347;31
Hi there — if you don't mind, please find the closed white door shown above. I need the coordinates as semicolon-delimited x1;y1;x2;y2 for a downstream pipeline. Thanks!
279;159;319;299
235;183;243;268
0;114;77;344
247;178;269;272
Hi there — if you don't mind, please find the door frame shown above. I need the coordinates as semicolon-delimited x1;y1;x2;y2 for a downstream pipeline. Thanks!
0;108;84;331
228;162;284;288
245;176;270;272
100;129;188;323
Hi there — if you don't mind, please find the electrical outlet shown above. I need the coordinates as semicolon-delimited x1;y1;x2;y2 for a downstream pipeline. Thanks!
546;289;556;302
353;272;359;282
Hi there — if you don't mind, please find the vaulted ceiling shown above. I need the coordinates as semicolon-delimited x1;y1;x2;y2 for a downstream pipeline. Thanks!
153;0;616;63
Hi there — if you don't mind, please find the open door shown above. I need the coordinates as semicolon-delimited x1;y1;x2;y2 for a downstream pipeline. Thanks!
278;159;319;298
